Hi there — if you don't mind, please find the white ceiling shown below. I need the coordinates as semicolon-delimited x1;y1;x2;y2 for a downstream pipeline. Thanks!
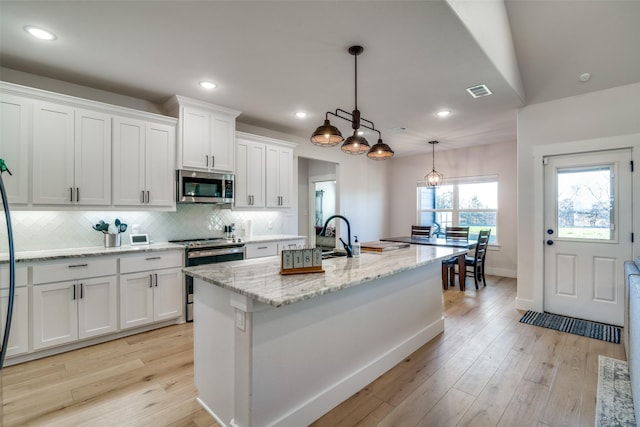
1;1;639;158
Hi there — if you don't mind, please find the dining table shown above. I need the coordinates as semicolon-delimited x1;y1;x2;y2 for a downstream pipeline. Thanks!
380;236;477;290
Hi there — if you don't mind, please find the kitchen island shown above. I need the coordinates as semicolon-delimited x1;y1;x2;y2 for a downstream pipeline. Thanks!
184;244;465;427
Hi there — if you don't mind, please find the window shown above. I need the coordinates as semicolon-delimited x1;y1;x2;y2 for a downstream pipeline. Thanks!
417;176;498;243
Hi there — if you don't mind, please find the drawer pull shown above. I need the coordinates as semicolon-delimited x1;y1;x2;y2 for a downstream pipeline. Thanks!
68;263;89;268
257;246;268;250
145;257;161;261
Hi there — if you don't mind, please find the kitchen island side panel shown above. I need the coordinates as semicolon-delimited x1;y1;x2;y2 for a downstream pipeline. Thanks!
194;259;445;427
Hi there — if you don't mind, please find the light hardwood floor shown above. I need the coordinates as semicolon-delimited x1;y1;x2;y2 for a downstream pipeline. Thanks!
1;276;625;426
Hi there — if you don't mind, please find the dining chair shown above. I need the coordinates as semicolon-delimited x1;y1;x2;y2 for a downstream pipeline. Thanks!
411;225;431;238
444;226;469;241
442;229;491;290
440;226;470;289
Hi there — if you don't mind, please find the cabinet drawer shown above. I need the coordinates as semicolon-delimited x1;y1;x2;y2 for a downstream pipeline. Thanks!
120;251;183;274
0;264;28;288
32;257;117;284
245;242;278;259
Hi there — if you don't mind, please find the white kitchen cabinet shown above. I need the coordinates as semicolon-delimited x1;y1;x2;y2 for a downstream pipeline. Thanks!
32;276;118;350
119;250;183;330
31;257;118;350
266;145;293;208
245;238;306;259
0;93;29;204
32;102;111;206
235;132;295;210
1;287;29;357
165;95;241;173
112;116;175;209
235;137;266;208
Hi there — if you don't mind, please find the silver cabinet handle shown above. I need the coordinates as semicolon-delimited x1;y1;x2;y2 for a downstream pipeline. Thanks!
146;190;150;204
141;191;145;203
145;256;161;261
80;283;84;299
73;284;77;300
211;155;214;168
70;187;74;202
149;274;153;288
257;246;268;250
205;155;209;167
154;273;158;287
76;187;80;203
68;263;88;268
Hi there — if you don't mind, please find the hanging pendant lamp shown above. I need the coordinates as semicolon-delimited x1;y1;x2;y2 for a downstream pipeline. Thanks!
425;140;443;187
310;45;394;160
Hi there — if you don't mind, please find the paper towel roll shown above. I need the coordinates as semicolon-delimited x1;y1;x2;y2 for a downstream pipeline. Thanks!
245;219;253;238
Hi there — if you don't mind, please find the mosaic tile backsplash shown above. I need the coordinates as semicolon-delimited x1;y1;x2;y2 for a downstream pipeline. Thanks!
0;205;294;252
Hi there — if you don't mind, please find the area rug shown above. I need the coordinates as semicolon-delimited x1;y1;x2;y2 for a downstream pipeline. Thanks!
596;356;636;426
519;310;621;343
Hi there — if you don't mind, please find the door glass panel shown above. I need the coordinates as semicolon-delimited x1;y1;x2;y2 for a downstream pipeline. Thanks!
556;166;613;240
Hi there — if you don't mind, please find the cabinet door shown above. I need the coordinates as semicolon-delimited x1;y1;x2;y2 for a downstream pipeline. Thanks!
32;101;75;205
32;281;78;350
0;94;29;204
113;117;146;206
145;122;176;208
210;112;235;173
0;287;29;357
236;139;265;208
78;276;117;339
265;145;293;208
153;268;182;321
181;106;210;170
75;109;111;206
119;272;154;330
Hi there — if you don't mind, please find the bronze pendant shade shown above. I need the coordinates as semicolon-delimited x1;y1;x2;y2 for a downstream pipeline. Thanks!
310;46;394;160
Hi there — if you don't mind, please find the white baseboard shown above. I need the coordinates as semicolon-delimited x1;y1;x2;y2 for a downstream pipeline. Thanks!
486;267;517;278
515;297;540;312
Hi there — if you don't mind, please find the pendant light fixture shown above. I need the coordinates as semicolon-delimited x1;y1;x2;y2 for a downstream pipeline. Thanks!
310;45;394;160
425;140;443;187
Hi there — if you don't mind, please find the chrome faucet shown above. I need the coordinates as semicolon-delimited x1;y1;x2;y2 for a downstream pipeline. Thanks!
321;214;353;257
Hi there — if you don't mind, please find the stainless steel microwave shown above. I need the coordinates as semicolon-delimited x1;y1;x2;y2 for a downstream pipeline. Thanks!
176;170;234;204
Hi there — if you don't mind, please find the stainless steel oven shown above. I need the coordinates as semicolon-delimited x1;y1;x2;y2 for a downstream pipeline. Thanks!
170;238;245;322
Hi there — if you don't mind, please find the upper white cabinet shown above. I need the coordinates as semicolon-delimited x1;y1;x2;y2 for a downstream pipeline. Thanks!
32;102;111;206
0;93;29;204
112;117;175;208
235;137;266;208
235;132;295;209
165;95;241;173
266;144;293;208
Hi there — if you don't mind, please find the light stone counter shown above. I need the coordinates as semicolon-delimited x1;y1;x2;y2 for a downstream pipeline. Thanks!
0;242;184;263
241;234;306;243
184;244;464;307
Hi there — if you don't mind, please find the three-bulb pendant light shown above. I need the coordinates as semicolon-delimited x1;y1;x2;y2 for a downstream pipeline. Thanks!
310;45;394;160
425;140;443;187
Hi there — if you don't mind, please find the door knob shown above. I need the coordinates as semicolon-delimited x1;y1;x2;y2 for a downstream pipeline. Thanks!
546;240;554;245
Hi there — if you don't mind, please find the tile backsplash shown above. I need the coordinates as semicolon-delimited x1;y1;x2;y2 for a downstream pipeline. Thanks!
0;205;295;252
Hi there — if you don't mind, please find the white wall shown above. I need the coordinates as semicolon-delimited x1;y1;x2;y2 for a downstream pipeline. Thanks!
516;82;640;312
387;140;517;277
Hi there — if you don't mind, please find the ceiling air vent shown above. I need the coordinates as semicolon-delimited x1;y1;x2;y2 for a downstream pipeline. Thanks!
466;84;492;98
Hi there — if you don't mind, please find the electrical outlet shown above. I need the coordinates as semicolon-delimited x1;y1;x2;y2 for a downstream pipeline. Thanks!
235;308;246;331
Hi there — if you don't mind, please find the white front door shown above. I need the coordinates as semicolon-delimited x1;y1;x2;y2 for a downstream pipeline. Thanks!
544;149;633;326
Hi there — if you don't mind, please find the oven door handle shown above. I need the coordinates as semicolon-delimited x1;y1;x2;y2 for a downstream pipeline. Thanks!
187;247;245;259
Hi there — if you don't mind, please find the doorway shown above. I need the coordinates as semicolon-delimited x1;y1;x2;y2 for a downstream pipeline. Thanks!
297;157;338;249
543;149;633;325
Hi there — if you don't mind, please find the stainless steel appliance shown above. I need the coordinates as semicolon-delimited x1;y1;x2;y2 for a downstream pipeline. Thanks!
170;238;245;322
176;170;234;204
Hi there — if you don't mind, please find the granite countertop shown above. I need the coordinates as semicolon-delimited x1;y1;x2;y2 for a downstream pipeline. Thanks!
184;244;465;307
0;242;185;264
242;234;306;243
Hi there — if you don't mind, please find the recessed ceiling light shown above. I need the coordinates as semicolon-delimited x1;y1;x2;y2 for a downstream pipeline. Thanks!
199;81;216;90
436;110;451;118
295;112;307;119
24;25;56;41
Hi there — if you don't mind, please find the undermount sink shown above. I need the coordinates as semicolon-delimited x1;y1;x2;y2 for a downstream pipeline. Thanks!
322;251;348;259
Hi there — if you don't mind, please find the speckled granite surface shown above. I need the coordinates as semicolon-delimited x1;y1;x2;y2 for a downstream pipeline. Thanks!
242;234;306;243
185;245;465;307
0;242;185;263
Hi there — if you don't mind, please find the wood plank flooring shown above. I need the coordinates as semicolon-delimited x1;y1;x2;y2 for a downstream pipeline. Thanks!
1;276;625;426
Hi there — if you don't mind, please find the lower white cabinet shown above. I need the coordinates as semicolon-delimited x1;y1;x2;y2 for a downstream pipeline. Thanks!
32;276;118;350
119;268;182;330
245;238;306;259
1;287;29;357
